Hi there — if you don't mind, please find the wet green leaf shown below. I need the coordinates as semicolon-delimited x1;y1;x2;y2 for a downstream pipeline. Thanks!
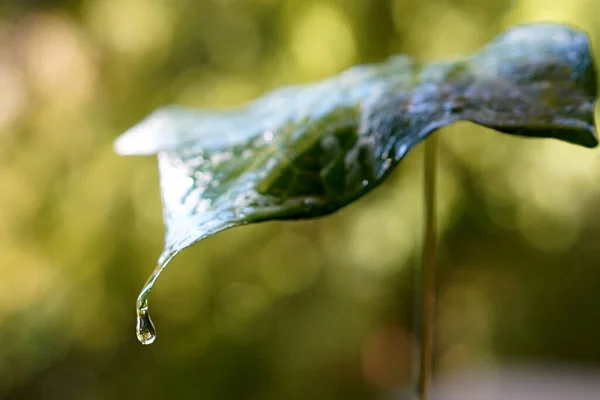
114;23;598;344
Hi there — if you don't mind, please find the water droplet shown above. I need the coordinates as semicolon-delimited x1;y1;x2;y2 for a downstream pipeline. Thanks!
136;302;156;345
383;158;392;170
134;254;177;346
263;131;274;142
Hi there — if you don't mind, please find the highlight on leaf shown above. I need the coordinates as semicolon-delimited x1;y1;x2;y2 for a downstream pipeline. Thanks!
114;23;598;345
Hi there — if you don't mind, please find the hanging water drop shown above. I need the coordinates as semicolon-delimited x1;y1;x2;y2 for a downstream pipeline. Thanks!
134;253;177;345
136;300;156;345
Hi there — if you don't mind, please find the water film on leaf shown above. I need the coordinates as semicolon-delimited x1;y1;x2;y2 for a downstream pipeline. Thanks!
114;23;598;345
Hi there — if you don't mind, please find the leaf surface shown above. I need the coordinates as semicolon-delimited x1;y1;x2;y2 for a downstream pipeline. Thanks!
114;23;598;344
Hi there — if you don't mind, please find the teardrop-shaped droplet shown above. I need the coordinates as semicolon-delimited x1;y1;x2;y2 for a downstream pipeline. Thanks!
136;302;156;345
134;255;177;345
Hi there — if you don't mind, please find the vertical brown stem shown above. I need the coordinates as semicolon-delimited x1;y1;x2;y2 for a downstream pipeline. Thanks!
419;133;437;400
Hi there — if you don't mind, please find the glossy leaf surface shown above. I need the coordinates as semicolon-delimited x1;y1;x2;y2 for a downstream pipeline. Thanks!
114;23;598;344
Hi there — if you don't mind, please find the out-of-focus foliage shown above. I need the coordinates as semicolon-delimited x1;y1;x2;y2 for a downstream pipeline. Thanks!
0;0;599;399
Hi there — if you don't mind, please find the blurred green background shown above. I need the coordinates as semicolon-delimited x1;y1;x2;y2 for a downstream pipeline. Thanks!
1;0;600;399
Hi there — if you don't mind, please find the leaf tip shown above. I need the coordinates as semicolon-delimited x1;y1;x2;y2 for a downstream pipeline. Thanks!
114;122;158;156
583;126;599;148
114;108;178;156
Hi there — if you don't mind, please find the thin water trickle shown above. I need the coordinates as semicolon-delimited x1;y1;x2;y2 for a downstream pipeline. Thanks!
136;301;156;345
134;254;177;345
